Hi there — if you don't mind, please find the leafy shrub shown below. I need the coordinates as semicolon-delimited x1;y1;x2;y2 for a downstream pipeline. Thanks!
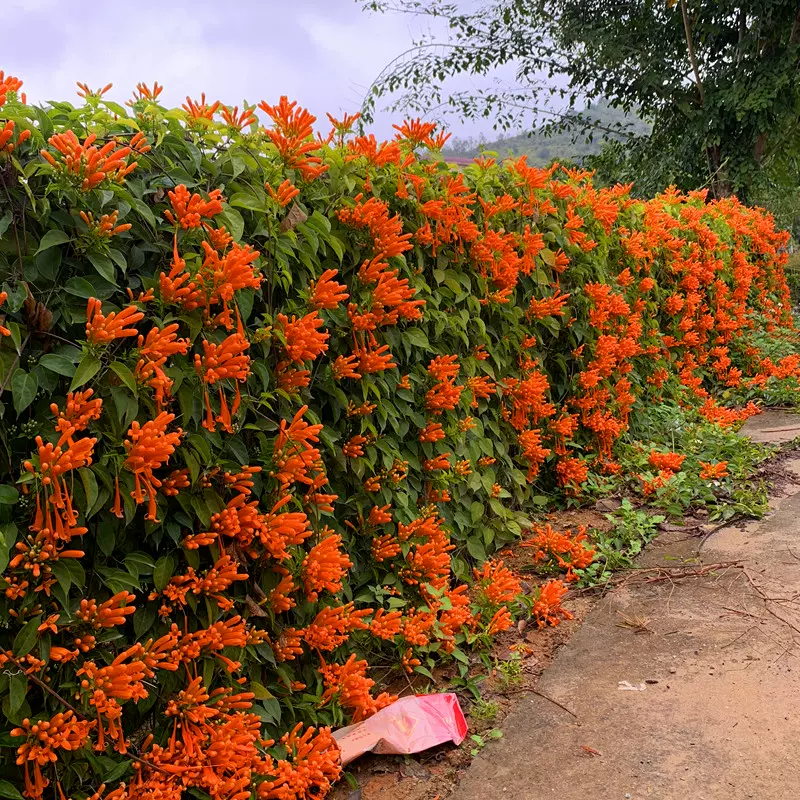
0;71;797;798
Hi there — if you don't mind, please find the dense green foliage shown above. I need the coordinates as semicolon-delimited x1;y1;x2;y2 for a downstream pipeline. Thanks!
0;71;797;799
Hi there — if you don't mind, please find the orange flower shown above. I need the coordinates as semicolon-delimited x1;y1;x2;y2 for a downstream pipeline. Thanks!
257;724;341;799
308;269;349;310
0;120;31;153
532;579;573;628
487;606;513;635
320;654;396;722
277;311;329;363
79;209;131;238
343;434;368;458
423;453;451;471
50;389;102;438
301;531;353;601
182;93;220;121
195;332;250;432
85;298;144;344
12;712;91;800
648;451;685;472
163;183;223;228
466;375;496;407
332;354;362;380
419;422;445;442
40;131;137;190
221;104;257;130
259;96;329;180
76;591;136;628
267;178;300;207
303;603;370;651
474;559;522;605
518;428;551;480
368;504;392;525
699;461;729;480
123;412;183;520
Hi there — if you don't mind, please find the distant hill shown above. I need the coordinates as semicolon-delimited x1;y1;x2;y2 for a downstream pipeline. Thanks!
442;102;649;165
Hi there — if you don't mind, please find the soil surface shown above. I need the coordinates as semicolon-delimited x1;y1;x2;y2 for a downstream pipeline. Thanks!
453;411;800;800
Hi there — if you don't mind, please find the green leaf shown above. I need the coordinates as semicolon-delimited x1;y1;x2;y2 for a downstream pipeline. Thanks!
9;672;26;713
70;353;101;391
153;555;175;591
12;616;40;658
38;353;77;377
0;779;25;800
79;468;98;513
11;370;38;415
109;361;138;394
102;760;131;785
250;682;274;700
0;524;16;572
404;329;429;349
218;208;244;242
229;191;266;212
0;212;12;239
35;229;70;254
88;252;117;284
466;537;486;562
470;501;484;524
0;486;19;507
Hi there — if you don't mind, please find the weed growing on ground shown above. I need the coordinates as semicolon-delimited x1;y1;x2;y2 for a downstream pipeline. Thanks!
495;651;524;687
470;698;501;721
470;729;504;755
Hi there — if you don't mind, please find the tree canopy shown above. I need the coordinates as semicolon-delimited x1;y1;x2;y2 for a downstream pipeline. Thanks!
361;1;800;201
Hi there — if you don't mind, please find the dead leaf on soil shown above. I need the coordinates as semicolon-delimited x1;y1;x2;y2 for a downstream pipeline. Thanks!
615;610;654;634
581;745;603;757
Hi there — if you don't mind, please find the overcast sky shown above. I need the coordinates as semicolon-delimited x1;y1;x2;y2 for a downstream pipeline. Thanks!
4;0;497;140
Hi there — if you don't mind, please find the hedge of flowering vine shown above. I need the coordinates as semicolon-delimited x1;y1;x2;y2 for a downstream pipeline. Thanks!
0;70;797;799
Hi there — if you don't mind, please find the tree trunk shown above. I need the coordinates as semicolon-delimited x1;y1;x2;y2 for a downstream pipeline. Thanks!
705;145;733;199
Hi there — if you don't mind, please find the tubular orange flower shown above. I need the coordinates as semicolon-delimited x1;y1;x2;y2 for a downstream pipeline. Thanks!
532;579;573;628
85;298;144;344
319;654;396;722
474;559;522;606
301;531;353;601
123;412;182;520
0;120;31;153
40;131;137;190
277;311;329;363
182;93;220;121
163;184;224;228
76;81;113;98
259;97;329;180
267;178;300;207
699;461;729;480
76;591;136;628
195;332;251;432
487;606;513;635
648;451;686;472
257;723;341;799
12;712;91;800
221;103;257;130
308;269;349;310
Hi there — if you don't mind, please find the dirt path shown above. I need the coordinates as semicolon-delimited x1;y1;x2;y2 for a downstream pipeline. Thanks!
453;412;800;800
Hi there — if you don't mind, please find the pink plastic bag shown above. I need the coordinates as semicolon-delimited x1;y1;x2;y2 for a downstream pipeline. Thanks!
332;693;467;765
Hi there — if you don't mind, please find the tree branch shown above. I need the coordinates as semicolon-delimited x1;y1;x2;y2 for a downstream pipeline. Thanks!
680;0;705;104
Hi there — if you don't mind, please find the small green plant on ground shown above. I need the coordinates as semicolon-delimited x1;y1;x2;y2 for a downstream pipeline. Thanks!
494;651;524;687
469;728;504;756
470;698;501;722
575;500;665;586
